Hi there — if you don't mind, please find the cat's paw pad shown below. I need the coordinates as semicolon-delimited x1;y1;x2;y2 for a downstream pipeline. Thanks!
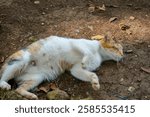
0;81;11;90
91;74;100;90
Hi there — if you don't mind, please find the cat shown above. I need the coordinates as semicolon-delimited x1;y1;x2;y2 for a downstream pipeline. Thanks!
0;35;123;99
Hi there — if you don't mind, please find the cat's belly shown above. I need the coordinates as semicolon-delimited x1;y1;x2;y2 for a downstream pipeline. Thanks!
24;62;61;81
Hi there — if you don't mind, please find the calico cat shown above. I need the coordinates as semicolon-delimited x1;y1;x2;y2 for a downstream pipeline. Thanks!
0;35;123;99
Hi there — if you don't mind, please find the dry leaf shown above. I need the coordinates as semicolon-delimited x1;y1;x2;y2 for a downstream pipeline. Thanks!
109;17;117;23
39;87;49;93
141;67;150;74
49;83;57;90
107;5;119;8
88;6;95;13
1;56;5;63
125;49;133;53
98;4;106;11
119;23;130;30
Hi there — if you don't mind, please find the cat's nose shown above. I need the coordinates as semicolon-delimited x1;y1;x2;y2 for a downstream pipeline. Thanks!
119;56;124;62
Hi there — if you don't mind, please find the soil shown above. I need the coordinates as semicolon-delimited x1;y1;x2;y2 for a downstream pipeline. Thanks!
0;0;150;100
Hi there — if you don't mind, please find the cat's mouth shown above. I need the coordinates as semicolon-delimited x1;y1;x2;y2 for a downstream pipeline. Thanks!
117;55;124;62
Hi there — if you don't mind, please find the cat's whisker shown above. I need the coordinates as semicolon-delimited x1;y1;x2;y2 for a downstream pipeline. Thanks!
116;57;121;69
117;62;119;68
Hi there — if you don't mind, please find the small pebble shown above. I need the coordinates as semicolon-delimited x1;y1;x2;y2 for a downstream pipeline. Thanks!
75;29;80;33
128;86;135;92
42;12;46;15
34;0;40;4
120;78;124;82
134;55;138;57
129;16;135;20
41;22;45;26
148;45;150;48
144;96;148;99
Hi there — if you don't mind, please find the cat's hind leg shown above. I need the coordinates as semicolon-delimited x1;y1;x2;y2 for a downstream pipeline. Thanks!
0;50;30;90
70;64;100;90
15;74;43;99
0;61;26;90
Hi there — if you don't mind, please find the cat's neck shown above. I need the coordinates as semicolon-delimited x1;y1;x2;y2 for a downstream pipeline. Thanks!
98;44;112;62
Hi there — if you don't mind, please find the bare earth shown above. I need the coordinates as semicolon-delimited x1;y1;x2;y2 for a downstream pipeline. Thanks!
0;0;150;100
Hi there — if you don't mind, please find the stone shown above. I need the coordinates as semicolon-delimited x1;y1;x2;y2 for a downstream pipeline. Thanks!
41;22;45;26
128;86;135;92
34;0;40;4
120;78;124;82
98;4;106;11
42;12;46;15
129;16;135;20
47;89;70;100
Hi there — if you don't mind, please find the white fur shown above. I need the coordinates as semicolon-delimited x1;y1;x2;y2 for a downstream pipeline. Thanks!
0;36;123;99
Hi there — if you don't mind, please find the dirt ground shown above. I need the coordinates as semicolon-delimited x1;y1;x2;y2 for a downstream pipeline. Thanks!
0;0;150;100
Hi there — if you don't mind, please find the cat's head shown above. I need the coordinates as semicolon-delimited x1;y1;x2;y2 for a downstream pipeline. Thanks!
91;35;123;62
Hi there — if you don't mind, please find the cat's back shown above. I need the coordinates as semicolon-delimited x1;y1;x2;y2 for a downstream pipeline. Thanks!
25;36;99;60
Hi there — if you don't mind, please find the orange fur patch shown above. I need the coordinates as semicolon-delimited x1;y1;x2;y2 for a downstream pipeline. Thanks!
91;35;123;56
10;50;23;59
27;42;42;54
59;60;73;72
4;50;24;65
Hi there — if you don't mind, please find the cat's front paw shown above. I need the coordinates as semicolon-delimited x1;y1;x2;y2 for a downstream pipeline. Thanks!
92;82;100;90
91;74;100;90
0;81;11;90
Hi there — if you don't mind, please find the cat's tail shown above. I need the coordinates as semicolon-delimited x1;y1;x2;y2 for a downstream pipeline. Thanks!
0;50;31;89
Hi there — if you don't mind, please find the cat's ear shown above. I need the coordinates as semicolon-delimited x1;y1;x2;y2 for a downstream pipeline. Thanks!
104;32;112;41
104;35;109;42
104;32;116;43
